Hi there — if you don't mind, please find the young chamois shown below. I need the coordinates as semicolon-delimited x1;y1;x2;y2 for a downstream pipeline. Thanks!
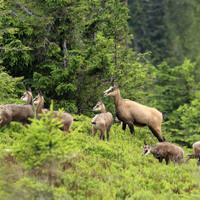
186;141;200;166
103;77;165;142
142;141;184;165
33;91;73;133
92;99;113;141
0;89;34;127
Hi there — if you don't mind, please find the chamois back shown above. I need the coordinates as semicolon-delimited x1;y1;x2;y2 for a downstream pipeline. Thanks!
103;77;165;142
0;90;34;127
92;100;113;141
186;141;200;166
142;141;184;165
33;92;73;133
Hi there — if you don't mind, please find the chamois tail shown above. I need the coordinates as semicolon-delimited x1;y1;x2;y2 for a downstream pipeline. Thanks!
162;111;167;121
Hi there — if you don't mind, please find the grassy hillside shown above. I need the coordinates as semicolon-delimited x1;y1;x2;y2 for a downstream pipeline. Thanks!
0;113;199;199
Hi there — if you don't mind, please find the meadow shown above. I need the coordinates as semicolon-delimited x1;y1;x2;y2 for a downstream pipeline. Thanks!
0;110;199;200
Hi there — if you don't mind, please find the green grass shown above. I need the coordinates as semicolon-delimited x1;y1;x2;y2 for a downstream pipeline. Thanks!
0;115;199;199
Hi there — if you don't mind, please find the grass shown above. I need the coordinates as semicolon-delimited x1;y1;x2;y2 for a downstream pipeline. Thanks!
0;115;199;199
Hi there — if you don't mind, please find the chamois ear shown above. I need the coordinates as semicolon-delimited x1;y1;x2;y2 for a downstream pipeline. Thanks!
99;98;102;103
144;140;147;145
27;86;32;92
111;76;115;86
39;90;43;96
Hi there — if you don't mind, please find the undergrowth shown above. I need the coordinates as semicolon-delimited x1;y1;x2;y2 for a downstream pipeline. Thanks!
0;112;199;199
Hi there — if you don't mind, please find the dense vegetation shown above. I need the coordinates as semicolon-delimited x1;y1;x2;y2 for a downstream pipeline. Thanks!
1;0;200;199
0;111;200;199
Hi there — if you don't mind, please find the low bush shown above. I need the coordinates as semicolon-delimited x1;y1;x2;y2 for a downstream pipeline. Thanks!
0;107;199;199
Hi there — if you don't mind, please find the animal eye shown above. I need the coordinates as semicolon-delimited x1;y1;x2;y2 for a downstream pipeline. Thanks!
110;88;115;92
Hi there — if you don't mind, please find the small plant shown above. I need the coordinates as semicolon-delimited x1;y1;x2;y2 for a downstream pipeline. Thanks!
13;102;66;185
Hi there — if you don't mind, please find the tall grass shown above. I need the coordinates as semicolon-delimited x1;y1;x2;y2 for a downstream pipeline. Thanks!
0;114;199;199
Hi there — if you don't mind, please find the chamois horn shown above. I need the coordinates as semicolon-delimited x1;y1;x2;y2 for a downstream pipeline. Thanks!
111;76;115;86
28;86;32;92
39;90;43;96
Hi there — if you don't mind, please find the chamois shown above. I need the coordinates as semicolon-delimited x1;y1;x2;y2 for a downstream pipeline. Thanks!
92;99;113;141
186;141;200;166
0;89;34;127
103;77;165;142
142;141;184;165
33;91;73;133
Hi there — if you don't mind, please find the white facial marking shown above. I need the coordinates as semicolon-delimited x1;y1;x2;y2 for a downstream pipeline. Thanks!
143;149;151;156
103;86;114;96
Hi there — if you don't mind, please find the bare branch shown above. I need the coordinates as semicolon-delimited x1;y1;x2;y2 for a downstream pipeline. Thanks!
0;47;32;51
16;1;33;16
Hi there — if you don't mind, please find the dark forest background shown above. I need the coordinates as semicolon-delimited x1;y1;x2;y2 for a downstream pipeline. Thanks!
1;0;200;145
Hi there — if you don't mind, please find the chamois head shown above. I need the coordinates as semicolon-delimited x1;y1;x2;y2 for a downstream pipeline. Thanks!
142;141;151;156
33;91;43;105
93;99;103;112
103;76;119;97
21;89;33;102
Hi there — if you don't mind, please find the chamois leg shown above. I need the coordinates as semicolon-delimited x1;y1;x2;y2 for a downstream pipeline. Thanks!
159;157;163;163
99;129;105;140
106;126;111;141
128;124;135;135
65;127;71;133
197;158;200;166
0;119;4;127
64;121;72;133
0;115;12;128
186;154;195;163
122;122;126;131
92;127;97;138
165;156;170;165
149;126;165;142
102;134;105;140
66;125;71;133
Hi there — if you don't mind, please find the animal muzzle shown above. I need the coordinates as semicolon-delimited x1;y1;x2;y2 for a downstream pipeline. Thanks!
141;152;145;156
33;97;37;102
142;150;149;156
103;92;108;97
93;107;97;111
20;96;25;101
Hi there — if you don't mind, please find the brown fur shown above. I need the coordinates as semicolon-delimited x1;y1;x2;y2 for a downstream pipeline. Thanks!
92;100;113;141
103;79;165;142
142;141;184;165
33;92;73;133
0;90;34;127
186;141;200;166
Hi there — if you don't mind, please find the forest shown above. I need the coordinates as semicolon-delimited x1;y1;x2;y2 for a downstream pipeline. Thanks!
0;0;200;199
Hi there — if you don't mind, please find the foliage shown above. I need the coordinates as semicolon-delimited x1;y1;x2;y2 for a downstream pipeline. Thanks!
0;68;23;103
1;1;200;198
0;111;199;199
128;0;200;65
13;103;65;170
167;99;200;146
147;60;197;112
0;0;154;115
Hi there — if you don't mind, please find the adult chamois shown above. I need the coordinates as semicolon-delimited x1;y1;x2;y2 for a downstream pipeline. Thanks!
186;141;200;166
0;89;34;127
103;77;165;142
142;141;184;165
92;99;113;141
33;91;73;133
